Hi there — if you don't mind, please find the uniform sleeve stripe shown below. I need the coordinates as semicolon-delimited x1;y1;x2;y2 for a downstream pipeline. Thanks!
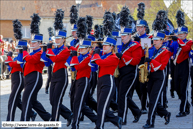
125;58;133;65
153;64;162;71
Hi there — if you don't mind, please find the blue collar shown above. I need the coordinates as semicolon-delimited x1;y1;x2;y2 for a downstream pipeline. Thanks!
78;52;89;62
30;48;41;55
183;38;187;43
53;45;64;55
139;33;147;38
33;48;41;53
122;40;132;51
152;45;164;59
80;52;89;57
57;45;64;50
101;52;112;59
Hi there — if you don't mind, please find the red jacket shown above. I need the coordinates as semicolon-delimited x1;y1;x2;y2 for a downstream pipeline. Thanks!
175;39;193;64
75;43;80;50
91;53;119;78
70;54;91;80
5;56;23;74
149;48;170;72
119;41;142;68
46;46;71;73
23;50;44;76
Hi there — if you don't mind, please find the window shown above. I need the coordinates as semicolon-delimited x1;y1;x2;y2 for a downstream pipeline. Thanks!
22;26;31;39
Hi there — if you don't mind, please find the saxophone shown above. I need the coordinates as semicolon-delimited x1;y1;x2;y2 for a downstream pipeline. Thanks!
138;47;149;83
71;70;77;81
114;45;120;78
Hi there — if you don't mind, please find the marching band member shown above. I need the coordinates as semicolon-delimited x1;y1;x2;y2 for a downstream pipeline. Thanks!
91;37;122;129
5;43;37;122
45;27;55;94
143;30;171;129
116;6;142;125
68;5;79;113
169;10;192;117
19;13;51;121
90;24;103;96
169;29;178;98
79;15;97;121
91;12;122;129
143;11;172;128
134;2;152;114
45;9;73;126
5;20;37;121
70;36;97;129
86;34;98;112
189;46;193;106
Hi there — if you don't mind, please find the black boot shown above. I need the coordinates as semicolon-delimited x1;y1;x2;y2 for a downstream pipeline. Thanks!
30;112;37;121
45;89;49;94
66;113;73;127
164;112;171;125
186;104;190;115
116;117;122;129
141;109;148;114
133;111;142;123
176;112;186;117
170;91;175;98
143;124;154;129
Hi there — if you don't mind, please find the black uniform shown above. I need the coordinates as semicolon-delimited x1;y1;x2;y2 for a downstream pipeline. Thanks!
45;65;52;93
147;70;170;125
91;52;122;129
72;77;97;129
145;46;171;126
49;68;72;121
21;71;51;121
7;71;36;121
170;59;176;97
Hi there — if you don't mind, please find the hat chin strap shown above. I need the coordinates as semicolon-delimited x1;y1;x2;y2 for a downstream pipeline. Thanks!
153;40;162;47
103;46;112;53
54;39;63;46
29;43;39;49
79;48;89;54
179;34;186;40
122;35;130;43
138;26;145;36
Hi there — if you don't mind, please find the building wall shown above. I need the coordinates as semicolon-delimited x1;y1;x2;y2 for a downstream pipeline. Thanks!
40;17;103;44
0;20;31;40
0;0;152;43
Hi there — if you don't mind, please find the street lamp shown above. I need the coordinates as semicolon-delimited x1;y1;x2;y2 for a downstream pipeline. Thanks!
75;0;82;9
75;0;82;17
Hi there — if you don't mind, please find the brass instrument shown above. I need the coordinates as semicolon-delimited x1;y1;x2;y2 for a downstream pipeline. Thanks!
91;41;104;43
114;45;120;78
138;47;149;83
131;32;139;38
71;70;77;81
66;35;72;39
191;44;193;50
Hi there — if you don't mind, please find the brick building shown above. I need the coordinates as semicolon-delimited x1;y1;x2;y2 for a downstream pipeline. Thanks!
0;0;151;43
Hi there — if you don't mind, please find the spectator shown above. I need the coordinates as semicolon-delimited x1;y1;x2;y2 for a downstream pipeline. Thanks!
0;41;8;55
7;43;12;52
10;40;16;52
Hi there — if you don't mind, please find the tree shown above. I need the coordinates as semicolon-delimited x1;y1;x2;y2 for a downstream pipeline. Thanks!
132;0;167;32
167;0;193;39
131;0;193;39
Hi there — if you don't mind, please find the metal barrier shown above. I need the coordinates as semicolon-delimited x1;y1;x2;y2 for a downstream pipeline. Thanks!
0;55;9;80
0;55;48;80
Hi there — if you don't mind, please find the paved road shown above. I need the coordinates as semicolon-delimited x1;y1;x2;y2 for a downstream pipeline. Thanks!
0;73;192;129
